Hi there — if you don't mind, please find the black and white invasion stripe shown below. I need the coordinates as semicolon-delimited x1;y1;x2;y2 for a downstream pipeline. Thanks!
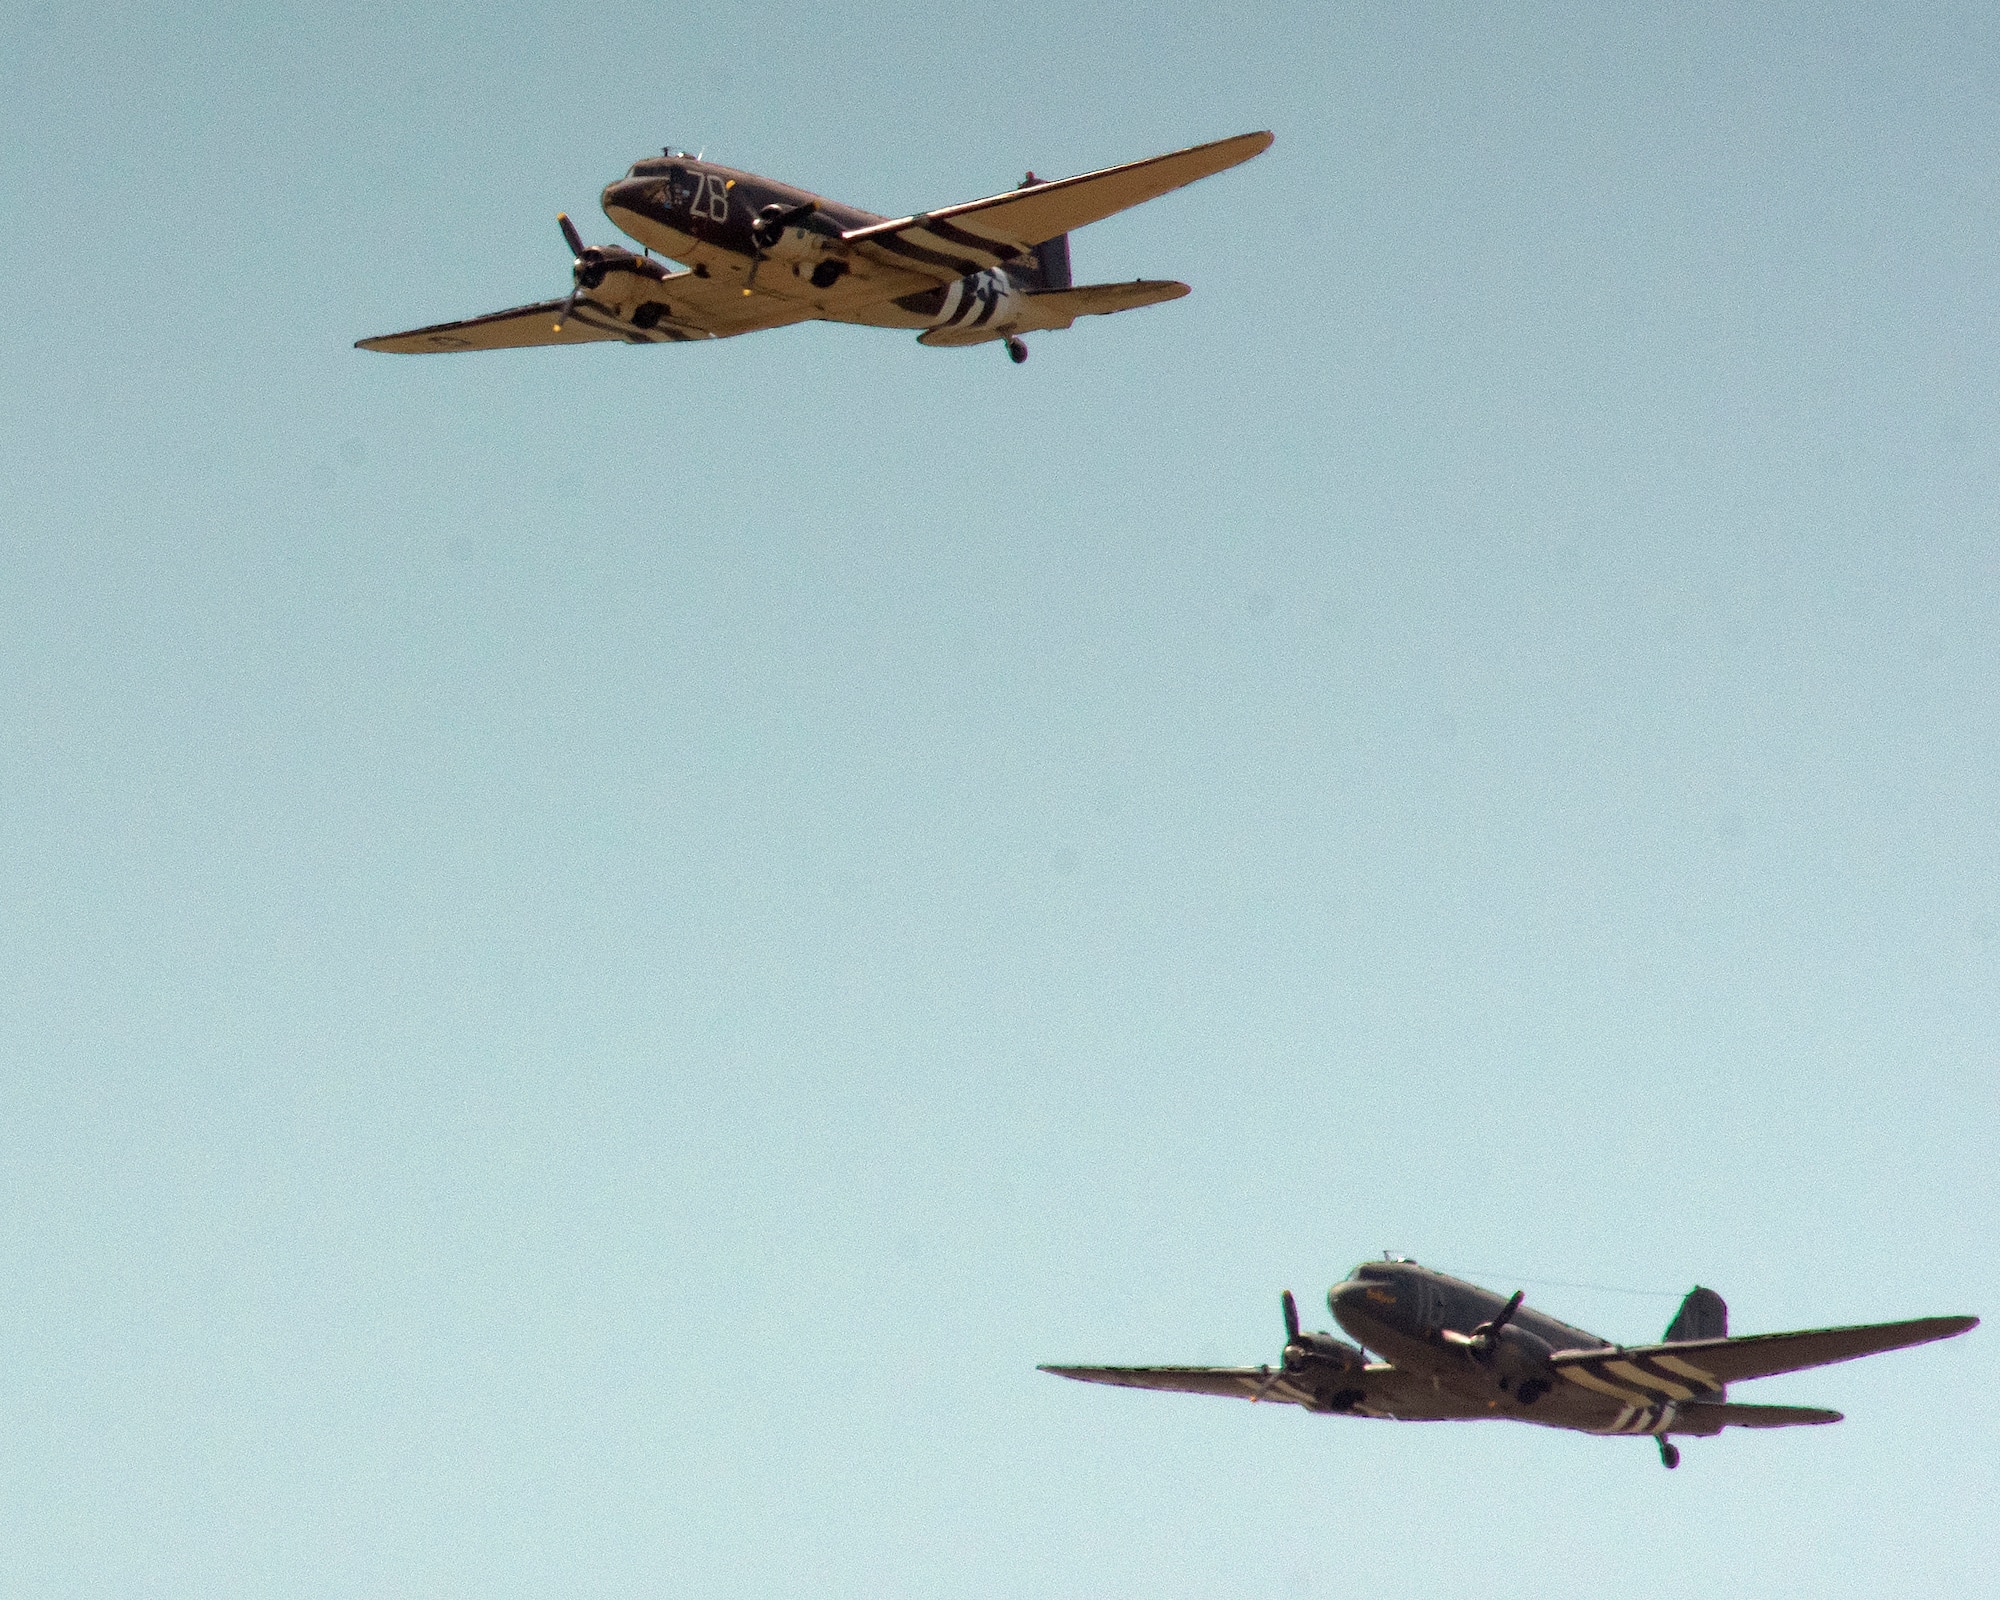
1559;1350;1723;1407
1592;1401;1678;1437
862;213;1023;279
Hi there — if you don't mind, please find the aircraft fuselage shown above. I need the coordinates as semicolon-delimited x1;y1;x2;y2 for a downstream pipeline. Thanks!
1327;1261;1680;1437
602;157;1025;332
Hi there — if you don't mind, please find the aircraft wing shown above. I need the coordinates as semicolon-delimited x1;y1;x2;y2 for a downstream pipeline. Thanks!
358;262;810;352
1551;1315;1977;1402
840;131;1273;284
1038;1362;1488;1421
1040;1364;1318;1406
357;298;644;352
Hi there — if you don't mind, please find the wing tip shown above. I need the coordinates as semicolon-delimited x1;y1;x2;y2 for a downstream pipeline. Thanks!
1196;129;1274;168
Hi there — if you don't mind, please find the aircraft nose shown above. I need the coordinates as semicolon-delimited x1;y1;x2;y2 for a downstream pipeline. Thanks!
602;177;650;213
1329;1276;1391;1337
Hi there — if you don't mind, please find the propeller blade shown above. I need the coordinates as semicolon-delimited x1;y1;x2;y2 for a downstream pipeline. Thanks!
1250;1365;1284;1403
1282;1290;1300;1347
1490;1290;1525;1335
552;285;579;331
558;212;586;258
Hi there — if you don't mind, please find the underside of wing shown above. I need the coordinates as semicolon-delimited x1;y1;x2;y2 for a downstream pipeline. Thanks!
357;298;637;353
1038;1361;1485;1421
359;261;812;353
842;131;1273;285
1552;1314;1977;1401
1039;1365;1316;1405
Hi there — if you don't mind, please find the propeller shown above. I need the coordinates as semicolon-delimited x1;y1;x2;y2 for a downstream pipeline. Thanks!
553;211;618;330
1443;1289;1526;1362
751;199;819;251
743;200;819;294
1250;1290;1306;1402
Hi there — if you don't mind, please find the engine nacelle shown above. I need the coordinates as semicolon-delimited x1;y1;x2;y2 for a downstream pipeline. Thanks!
1487;1325;1559;1403
1287;1332;1367;1376
755;220;832;267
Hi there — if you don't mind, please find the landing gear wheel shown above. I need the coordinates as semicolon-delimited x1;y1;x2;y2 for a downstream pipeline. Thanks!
1658;1439;1680;1470
1005;336;1028;364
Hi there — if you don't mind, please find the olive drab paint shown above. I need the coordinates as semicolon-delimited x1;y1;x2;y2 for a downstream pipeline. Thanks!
1042;1257;1977;1470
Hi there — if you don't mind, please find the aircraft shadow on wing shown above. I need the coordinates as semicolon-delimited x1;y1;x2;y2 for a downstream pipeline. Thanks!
357;131;1273;364
1041;1258;1977;1469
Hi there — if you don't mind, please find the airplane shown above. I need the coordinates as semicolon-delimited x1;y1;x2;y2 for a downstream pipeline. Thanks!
356;130;1273;365
1040;1257;1978;1469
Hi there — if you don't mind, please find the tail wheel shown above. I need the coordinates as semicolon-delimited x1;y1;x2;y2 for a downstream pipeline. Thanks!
1005;336;1028;364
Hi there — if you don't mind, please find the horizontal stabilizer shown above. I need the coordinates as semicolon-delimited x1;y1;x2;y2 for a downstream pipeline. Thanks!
1672;1401;1843;1434
1030;279;1189;318
917;280;1189;347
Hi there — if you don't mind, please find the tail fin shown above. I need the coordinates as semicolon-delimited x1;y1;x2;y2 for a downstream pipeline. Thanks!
1665;1286;1728;1344
1007;171;1073;290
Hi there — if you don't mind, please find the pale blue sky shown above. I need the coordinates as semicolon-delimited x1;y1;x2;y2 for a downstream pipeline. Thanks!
3;3;1996;1597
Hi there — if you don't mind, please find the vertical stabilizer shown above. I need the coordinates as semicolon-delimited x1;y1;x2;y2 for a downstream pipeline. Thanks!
1007;171;1073;290
1665;1286;1728;1344
1032;231;1072;289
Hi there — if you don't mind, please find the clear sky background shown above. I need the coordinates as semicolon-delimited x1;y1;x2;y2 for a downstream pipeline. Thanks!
3;2;1996;1596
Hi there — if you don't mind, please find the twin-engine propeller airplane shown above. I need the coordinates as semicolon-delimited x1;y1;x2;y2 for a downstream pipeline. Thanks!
357;130;1273;364
1041;1257;1977;1469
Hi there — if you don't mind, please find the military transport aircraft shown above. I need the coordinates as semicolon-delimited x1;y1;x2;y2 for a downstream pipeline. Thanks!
357;130;1272;364
1041;1257;1977;1468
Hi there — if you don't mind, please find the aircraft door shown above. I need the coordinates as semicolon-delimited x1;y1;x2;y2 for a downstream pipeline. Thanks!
1416;1279;1442;1333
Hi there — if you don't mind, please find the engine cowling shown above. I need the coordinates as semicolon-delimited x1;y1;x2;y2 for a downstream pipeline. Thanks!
1286;1331;1367;1376
753;220;831;268
1486;1324;1559;1404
